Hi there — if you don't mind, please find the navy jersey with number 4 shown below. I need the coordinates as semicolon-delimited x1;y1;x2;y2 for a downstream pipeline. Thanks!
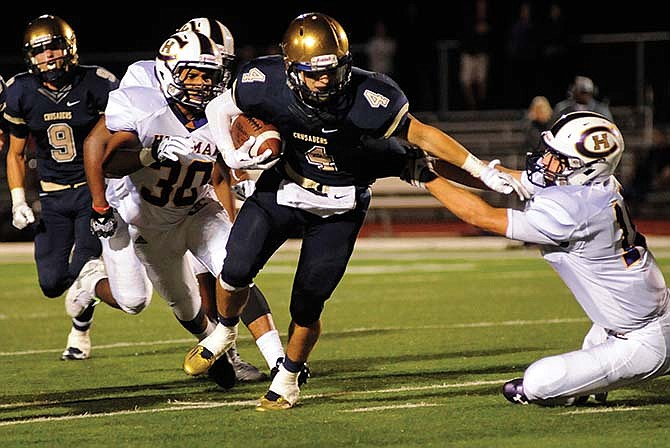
4;65;119;185
232;55;409;187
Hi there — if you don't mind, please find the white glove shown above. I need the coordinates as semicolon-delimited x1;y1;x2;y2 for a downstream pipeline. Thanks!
479;160;531;201
155;136;194;162
231;179;257;201
10;188;36;230
222;136;280;170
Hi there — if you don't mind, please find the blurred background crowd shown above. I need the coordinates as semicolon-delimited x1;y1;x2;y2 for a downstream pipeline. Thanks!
0;1;668;239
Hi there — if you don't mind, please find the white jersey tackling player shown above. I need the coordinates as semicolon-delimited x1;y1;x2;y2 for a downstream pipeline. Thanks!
404;111;670;406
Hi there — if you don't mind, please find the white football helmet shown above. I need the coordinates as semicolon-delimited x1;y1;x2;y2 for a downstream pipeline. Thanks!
178;18;234;56
526;111;624;187
178;18;235;87
155;31;226;110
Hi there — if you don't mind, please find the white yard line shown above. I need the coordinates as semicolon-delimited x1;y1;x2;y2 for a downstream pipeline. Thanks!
0;317;588;357
1;377;647;427
0;380;499;427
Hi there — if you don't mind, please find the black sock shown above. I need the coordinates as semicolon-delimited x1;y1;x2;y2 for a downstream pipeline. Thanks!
283;356;304;374
218;314;239;327
73;304;95;331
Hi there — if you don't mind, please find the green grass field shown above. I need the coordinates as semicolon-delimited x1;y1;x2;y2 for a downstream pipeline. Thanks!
2;238;670;447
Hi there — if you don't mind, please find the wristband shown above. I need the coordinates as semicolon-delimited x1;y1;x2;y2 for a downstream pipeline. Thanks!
92;204;111;214
461;154;486;178
10;187;27;205
139;147;156;167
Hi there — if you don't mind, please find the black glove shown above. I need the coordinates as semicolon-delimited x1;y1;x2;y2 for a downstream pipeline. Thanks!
399;147;438;189
90;206;118;238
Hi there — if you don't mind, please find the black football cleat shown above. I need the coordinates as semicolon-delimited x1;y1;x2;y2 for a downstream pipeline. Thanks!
270;357;310;386
502;378;529;405
207;353;236;389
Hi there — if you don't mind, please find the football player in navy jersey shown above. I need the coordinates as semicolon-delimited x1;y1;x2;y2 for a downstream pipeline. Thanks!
0;75;8;151
4;15;120;360
185;12;528;410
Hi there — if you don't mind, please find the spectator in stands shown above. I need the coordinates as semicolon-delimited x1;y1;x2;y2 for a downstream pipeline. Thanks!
540;2;572;103
0;75;7;152
365;20;396;77
625;125;670;214
522;96;553;152
458;0;492;110
551;75;613;123
504;2;538;107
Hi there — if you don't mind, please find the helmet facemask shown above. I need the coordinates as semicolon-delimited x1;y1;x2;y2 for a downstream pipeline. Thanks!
285;53;352;107
526;141;607;187
166;62;226;110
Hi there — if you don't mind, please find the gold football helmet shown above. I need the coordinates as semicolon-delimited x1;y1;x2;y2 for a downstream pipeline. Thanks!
281;12;352;107
23;14;78;84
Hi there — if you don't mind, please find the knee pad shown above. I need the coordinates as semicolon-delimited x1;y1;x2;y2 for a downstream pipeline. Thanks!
290;298;324;327
40;276;68;298
240;285;271;326
220;260;254;291
117;294;151;315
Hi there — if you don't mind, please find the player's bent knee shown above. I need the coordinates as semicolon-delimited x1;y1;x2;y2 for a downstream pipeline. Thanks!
117;295;151;315
218;275;251;292
523;356;568;400
290;300;324;327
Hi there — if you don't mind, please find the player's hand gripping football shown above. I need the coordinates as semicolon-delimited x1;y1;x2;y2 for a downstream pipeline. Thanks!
222;135;280;170
90;206;118;238
479;160;531;201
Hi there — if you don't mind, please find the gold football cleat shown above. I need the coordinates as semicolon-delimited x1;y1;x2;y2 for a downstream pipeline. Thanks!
255;395;295;411
183;345;216;376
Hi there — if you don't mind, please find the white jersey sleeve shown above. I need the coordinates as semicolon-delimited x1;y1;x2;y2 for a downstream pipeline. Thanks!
506;187;586;245
105;86;167;132
119;60;159;89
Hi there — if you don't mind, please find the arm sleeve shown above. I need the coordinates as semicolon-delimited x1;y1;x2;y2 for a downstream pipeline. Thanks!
506;194;578;245
105;89;137;132
205;89;243;152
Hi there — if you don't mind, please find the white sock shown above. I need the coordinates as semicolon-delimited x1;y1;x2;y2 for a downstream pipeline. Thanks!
196;318;217;341
201;322;237;358
255;329;284;369
269;365;300;404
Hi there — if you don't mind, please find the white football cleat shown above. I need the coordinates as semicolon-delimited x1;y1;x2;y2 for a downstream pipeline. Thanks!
61;328;91;360
65;258;105;317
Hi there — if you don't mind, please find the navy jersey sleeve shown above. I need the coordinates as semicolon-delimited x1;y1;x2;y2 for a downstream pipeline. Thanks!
348;69;409;139
232;55;286;118
0;75;7;132
85;65;120;113
3;74;31;139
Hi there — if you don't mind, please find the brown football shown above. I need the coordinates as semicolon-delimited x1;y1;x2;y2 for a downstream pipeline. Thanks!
230;114;282;159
